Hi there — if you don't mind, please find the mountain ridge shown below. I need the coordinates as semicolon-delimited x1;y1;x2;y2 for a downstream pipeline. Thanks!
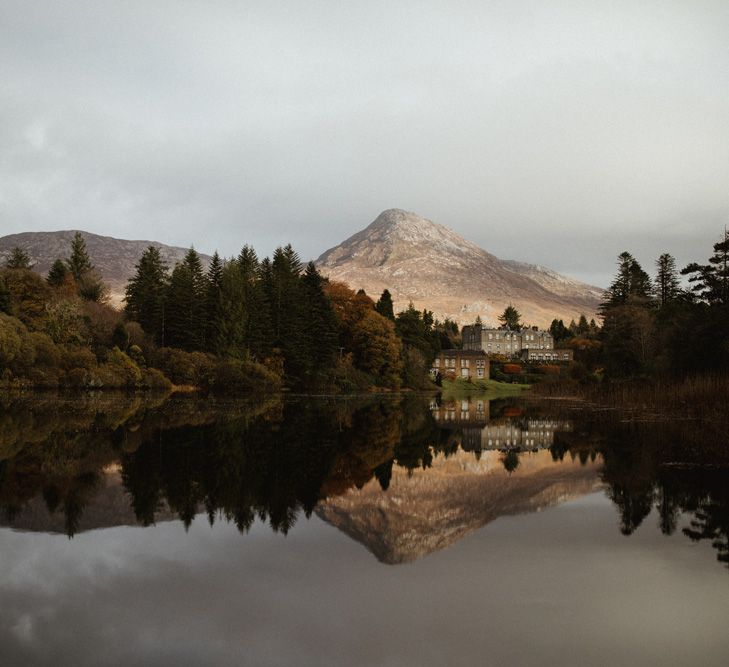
0;230;211;305
317;208;602;327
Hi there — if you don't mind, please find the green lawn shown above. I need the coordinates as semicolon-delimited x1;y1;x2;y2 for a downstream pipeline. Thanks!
440;377;530;398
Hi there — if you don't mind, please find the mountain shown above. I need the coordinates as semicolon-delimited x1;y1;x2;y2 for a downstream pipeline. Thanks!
0;230;211;305
316;209;603;327
316;449;602;564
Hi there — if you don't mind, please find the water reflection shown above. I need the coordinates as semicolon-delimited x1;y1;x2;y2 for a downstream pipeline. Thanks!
0;393;728;570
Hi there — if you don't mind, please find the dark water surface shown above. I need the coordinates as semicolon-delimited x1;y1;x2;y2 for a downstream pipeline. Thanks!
0;393;728;666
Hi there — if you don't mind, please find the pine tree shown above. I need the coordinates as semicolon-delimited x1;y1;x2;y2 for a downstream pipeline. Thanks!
124;246;169;345
205;252;224;351
66;232;93;280
498;305;521;330
65;231;107;301
602;251;653;310
300;262;339;383
0;275;11;314
375;289;395;320
165;248;208;350
216;260;247;356
653;253;680;307
46;259;68;287
682;230;729;306
5;247;32;269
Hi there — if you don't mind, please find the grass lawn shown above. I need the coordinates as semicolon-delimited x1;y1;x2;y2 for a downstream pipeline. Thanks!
441;377;530;398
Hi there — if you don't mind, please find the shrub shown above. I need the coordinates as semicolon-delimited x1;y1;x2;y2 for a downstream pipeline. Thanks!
60;346;97;372
141;368;172;391
503;363;523;375
29;332;61;367
211;358;282;393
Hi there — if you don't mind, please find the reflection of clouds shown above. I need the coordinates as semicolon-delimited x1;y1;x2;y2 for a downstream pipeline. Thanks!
11;613;34;643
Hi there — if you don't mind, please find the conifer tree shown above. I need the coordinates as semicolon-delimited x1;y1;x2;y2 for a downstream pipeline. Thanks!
205;252;224;351
124;246;169;345
5;246;32;269
66;232;93;280
682;230;729;306
375;289;395;320
65;232;107;301
46;259;68;287
300;262;339;382
498;305;521;330
0;275;10;314
215;260;247;356
165;248;208;350
655;253;680;307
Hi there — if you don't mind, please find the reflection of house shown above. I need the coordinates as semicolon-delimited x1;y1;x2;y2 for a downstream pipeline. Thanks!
461;419;573;452
462;324;570;361
430;398;490;424
431;350;489;380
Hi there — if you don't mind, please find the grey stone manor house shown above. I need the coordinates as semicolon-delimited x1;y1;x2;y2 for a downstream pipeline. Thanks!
461;323;573;362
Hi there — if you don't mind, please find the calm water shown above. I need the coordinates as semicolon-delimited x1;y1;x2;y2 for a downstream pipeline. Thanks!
0;393;728;666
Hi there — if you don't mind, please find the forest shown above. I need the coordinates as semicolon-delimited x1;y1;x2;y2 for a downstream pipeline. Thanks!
0;233;458;392
544;230;729;383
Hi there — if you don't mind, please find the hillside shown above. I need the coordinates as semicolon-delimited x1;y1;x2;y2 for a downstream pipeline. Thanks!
0;230;211;305
317;209;603;327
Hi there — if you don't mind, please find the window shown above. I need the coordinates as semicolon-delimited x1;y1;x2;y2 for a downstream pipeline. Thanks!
434;358;440;367
461;359;469;368
477;369;484;378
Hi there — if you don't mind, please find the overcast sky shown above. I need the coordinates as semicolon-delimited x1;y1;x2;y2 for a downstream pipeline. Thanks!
1;1;728;286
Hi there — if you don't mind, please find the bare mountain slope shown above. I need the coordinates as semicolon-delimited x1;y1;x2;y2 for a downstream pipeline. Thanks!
317;209;601;327
0;230;211;305
316;449;602;564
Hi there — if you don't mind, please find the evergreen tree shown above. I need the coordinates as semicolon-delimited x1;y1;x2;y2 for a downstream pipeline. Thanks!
577;314;589;334
237;245;271;358
66;232;93;280
5;247;32;269
216;260;248;356
46;259;68;287
124;246;169;345
0;275;10;314
655;253;680;307
602;251;653;309
498;305;521;330
375;289;395;320
267;245;307;382
300;262;339;383
165;248;208;350
65;231;106;301
205;252;224;351
682;230;729;306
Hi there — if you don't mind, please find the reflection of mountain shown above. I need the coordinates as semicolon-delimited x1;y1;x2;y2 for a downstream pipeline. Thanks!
316;449;602;564
0;465;178;534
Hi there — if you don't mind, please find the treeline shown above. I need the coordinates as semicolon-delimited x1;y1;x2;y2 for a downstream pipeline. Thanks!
599;232;729;378
0;233;459;392
124;241;459;390
543;231;729;382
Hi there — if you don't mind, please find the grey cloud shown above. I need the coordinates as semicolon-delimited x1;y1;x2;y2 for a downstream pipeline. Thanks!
1;0;728;285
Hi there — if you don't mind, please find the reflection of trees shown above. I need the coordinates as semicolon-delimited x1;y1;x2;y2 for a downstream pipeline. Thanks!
501;449;520;473
3;392;729;572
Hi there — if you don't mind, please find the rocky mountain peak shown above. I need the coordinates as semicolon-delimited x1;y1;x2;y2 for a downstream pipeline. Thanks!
317;209;602;327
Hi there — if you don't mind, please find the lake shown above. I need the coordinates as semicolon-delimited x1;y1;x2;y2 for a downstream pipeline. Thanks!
0;393;728;666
